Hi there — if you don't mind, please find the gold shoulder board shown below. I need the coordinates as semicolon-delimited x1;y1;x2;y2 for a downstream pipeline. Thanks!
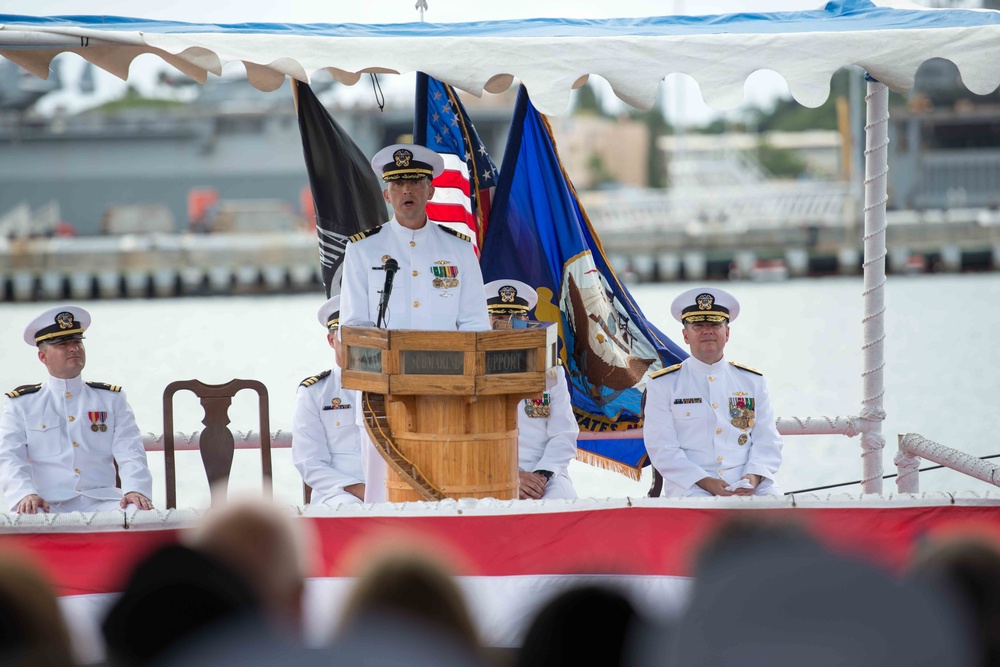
299;370;332;388
437;225;472;242
729;361;763;376
86;382;122;392
348;225;383;243
5;383;41;398
649;363;683;379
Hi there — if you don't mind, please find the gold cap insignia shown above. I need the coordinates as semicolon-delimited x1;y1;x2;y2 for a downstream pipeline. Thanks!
499;286;517;303
393;149;413;167
696;293;714;311
56;312;75;330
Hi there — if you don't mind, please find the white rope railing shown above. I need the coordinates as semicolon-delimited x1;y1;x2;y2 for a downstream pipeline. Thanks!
776;416;864;438
140;417;865;455
860;76;890;494
896;433;1000;493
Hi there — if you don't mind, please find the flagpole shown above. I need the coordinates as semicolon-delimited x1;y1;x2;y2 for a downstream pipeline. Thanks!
416;0;428;22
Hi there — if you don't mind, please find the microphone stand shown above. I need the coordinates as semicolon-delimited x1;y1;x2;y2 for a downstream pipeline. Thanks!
376;258;399;328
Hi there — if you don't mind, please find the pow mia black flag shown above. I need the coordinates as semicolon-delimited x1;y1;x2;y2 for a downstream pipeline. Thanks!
293;80;388;297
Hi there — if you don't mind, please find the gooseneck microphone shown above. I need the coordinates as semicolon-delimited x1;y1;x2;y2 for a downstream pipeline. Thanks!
376;258;399;329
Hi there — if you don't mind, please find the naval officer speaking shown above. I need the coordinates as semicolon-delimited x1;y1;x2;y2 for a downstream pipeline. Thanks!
643;288;783;497
339;143;490;332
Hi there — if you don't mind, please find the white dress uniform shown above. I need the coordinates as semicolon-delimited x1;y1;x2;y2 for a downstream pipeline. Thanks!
517;369;579;500
292;366;367;506
0;375;153;512
643;356;783;497
340;216;490;332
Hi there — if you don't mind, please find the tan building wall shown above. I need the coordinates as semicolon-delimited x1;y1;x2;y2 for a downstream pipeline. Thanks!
548;114;650;189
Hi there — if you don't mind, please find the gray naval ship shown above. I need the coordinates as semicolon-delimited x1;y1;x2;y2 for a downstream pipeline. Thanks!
0;61;511;301
1;46;998;301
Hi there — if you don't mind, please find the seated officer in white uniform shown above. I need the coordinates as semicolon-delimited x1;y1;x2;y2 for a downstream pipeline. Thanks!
339;143;490;332
643;288;782;497
485;280;578;500
0;306;154;513
292;296;368;506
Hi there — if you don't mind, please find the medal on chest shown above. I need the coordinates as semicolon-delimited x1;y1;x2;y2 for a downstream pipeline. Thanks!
323;396;352;411
524;394;551;418
432;260;459;294
88;411;108;432
728;397;755;429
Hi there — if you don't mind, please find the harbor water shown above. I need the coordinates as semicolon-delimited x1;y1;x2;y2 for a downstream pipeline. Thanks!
1;273;997;508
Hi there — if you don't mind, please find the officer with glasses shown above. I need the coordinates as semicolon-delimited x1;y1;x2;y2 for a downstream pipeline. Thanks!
0;305;153;513
485;280;578;500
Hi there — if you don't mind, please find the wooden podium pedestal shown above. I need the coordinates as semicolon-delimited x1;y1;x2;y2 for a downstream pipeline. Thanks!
341;325;558;502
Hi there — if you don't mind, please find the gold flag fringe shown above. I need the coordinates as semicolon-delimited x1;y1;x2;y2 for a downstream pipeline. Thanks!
575;449;643;481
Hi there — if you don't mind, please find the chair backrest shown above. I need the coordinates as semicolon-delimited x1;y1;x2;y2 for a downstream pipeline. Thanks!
162;379;272;509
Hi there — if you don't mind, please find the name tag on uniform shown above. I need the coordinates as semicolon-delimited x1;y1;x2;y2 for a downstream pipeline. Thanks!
673;398;702;404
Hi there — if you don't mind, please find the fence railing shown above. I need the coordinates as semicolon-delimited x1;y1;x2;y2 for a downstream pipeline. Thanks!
895;433;1000;493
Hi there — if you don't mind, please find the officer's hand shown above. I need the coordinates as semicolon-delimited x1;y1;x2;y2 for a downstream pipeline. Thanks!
17;494;50;514
733;474;762;496
345;483;366;501
695;477;735;497
519;471;547;500
121;492;154;510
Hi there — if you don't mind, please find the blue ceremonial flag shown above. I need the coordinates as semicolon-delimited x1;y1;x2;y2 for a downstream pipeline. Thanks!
414;73;498;251
481;86;687;479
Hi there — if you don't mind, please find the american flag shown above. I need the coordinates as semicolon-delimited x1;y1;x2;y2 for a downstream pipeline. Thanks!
414;73;498;251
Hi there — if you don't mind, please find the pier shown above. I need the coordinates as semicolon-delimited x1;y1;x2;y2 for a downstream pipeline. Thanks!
0;232;321;301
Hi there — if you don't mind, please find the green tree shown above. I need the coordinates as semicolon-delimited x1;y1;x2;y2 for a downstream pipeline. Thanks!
755;141;807;179
628;99;672;188
573;83;609;117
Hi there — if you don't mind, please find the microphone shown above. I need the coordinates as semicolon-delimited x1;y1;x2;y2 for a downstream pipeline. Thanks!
376;258;399;328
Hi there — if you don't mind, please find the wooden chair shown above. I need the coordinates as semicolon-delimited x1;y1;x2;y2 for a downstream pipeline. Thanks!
163;379;272;509
648;469;663;497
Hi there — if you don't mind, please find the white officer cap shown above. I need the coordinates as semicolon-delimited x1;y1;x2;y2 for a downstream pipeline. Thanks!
371;144;445;182
316;295;341;330
484;279;537;314
670;287;740;324
24;305;91;346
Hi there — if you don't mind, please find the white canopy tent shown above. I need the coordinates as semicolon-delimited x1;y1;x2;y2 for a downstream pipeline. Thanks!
1;0;999;115
2;0;999;492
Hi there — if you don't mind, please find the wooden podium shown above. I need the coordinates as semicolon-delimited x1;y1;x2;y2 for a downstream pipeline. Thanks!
341;324;558;502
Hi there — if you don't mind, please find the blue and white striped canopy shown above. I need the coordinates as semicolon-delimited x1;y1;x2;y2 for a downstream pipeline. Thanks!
2;0;999;115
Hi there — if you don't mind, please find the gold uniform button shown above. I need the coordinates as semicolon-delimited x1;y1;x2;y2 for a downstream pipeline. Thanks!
717;456;723;462
412;270;418;277
40;424;46;429
685;412;690;417
67;416;75;422
74;468;80;474
409;241;416;247
335;421;341;427
716;427;722;434
73;442;79;448
712;403;718;409
709;376;715;382
413;301;420;308
65;392;72;398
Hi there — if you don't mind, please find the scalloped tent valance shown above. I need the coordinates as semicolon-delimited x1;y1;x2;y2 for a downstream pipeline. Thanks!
1;0;999;116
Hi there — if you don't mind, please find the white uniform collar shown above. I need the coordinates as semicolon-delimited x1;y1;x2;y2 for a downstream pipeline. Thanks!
389;215;432;240
43;373;84;394
684;355;727;374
